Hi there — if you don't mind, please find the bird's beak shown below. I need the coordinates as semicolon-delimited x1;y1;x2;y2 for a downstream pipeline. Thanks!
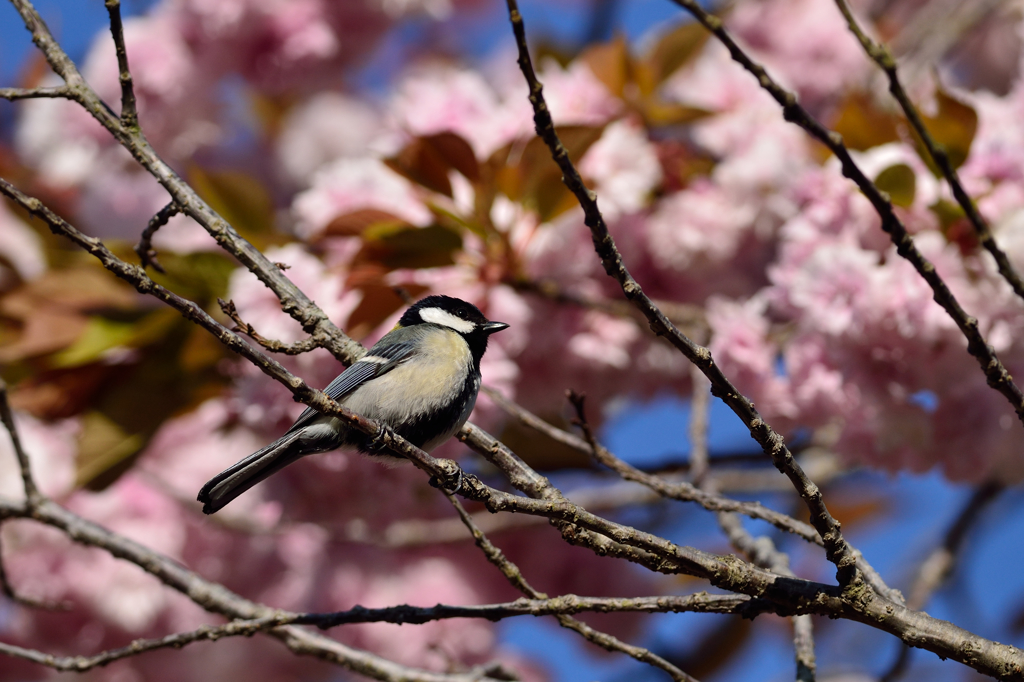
482;321;510;334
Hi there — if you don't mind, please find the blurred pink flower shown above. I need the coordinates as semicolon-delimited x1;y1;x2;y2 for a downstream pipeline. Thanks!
276;93;387;185
292;158;433;238
579;118;662;219
0;203;46;287
728;0;871;108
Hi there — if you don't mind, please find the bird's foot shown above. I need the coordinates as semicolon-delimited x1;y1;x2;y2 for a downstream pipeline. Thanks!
367;423;398;454
429;458;464;495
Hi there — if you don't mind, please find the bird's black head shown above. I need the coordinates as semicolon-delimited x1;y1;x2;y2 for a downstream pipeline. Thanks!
401;295;509;363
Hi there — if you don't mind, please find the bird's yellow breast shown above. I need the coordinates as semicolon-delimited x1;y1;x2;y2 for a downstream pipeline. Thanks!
343;326;473;425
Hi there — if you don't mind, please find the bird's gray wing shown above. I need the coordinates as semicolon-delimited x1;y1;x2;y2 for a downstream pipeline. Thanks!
285;328;423;433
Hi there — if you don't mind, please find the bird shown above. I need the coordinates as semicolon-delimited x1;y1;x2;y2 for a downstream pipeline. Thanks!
197;295;508;514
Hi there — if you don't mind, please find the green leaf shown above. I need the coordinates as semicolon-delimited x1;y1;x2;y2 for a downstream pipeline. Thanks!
51;317;138;368
874;163;917;208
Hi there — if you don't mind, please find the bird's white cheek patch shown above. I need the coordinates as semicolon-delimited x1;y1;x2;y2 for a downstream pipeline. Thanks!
419;307;476;334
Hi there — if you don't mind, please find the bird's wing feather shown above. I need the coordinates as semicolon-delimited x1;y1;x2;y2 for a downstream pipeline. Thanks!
285;332;422;433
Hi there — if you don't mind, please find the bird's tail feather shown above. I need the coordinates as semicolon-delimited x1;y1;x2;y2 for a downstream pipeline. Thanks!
198;432;305;515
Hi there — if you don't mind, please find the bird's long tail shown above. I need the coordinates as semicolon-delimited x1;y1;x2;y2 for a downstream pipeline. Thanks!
197;431;305;515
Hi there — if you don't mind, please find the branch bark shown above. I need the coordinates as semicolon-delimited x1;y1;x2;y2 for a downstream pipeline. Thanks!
503;0;859;587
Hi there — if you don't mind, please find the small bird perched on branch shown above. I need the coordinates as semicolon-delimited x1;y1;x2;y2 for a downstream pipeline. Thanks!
198;295;508;514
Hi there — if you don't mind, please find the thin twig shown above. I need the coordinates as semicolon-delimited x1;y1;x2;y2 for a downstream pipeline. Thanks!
488;386;821;545
0;85;72;100
906;481;1004;610
0;378;41;505
833;0;1024;305
572;389;817;681
716;512;818;682
0;593;765;674
881;481;1005;682
301;593;760;629
445;495;701;682
218;298;322;355
504;0;860;587
662;0;1024;425
103;0;138;129
0;617;285;672
134;201;179;273
574;389;815;679
511;277;708;339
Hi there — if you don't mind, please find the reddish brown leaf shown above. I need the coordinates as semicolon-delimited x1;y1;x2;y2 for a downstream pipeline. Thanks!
321;209;409;238
423;132;480;183
345;283;427;340
385;138;454;197
581;35;630;98
9;364;112;419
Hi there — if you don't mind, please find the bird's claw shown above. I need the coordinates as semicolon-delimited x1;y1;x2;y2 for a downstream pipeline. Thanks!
368;423;397;454
429;459;464;495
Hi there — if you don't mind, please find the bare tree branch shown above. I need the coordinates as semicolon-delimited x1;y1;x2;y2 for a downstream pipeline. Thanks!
0;617;286;672
5;175;1020;679
486;386;821;546
0;494;516;682
688;367;711;485
134;201;179;273
662;0;1024;427
833;0;1024;304
445;494;701;682
102;0;138;130
0;591;767;675
882;481;1005;682
503;0;861;588
219;298;323;355
0;85;72;100
0;378;40;506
